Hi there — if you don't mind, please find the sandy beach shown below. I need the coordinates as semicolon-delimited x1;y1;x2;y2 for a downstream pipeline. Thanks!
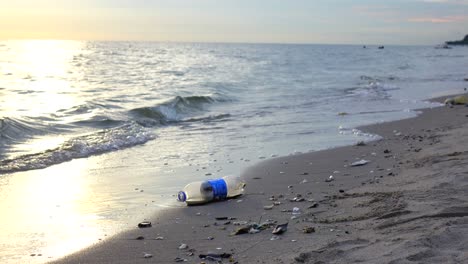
52;95;468;264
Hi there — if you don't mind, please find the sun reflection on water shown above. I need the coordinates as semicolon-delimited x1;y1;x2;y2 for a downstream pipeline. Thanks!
0;40;84;117
0;40;109;263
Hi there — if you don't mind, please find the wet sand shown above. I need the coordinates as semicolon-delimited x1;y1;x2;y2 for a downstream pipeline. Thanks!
53;95;468;264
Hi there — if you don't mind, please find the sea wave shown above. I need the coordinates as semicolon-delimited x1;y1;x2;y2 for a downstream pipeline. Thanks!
0;123;154;174
0;117;50;141
130;94;227;126
344;76;400;100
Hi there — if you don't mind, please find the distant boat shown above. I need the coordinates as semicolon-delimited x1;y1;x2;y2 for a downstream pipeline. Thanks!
378;46;384;49
435;44;452;49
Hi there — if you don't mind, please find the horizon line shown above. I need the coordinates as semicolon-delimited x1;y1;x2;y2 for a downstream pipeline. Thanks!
0;38;435;47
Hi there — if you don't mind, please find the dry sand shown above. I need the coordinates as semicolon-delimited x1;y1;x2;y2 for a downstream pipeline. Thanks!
52;96;468;264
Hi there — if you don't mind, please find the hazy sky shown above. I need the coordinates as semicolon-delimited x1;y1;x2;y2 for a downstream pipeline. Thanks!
1;0;467;44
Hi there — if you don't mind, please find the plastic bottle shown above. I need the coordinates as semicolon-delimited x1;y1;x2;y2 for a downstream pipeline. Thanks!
177;175;246;205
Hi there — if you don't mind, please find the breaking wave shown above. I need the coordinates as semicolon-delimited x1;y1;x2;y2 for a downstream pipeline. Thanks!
0;123;154;174
0;94;231;174
130;94;226;126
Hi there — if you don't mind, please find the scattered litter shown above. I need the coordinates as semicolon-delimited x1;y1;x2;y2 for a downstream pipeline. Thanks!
292;207;301;215
231;225;252;235
138;222;152;228
325;175;334;182
350;159;369;167
303;226;316;233
199;253;232;262
248;228;261;234
231;220;277;236
444;95;468;105
233;221;248;226
264;204;274;210
178;243;188;250
143;253;153;259
290;194;305;202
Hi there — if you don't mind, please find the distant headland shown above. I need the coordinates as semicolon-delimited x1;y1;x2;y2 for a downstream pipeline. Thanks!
446;34;468;45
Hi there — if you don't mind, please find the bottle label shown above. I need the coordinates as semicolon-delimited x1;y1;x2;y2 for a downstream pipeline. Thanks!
207;179;227;200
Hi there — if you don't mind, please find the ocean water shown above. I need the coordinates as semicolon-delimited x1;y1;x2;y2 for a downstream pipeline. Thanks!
0;40;467;262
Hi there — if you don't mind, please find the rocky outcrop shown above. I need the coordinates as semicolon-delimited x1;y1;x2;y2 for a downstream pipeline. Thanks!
446;34;468;45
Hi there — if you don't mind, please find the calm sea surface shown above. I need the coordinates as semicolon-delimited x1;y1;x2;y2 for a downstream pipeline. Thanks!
0;40;467;262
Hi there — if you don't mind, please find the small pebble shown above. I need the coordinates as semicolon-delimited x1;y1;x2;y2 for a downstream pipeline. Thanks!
325;175;334;182
178;243;188;250
138;222;152;228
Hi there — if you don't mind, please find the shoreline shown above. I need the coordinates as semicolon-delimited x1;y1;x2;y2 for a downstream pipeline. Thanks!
53;95;468;263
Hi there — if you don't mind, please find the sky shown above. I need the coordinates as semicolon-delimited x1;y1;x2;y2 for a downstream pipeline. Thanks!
0;0;467;45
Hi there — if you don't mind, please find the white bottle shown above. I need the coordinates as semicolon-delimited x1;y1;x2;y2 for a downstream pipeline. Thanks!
177;175;246;205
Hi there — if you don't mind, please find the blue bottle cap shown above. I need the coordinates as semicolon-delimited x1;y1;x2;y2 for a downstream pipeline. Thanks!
177;191;187;202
